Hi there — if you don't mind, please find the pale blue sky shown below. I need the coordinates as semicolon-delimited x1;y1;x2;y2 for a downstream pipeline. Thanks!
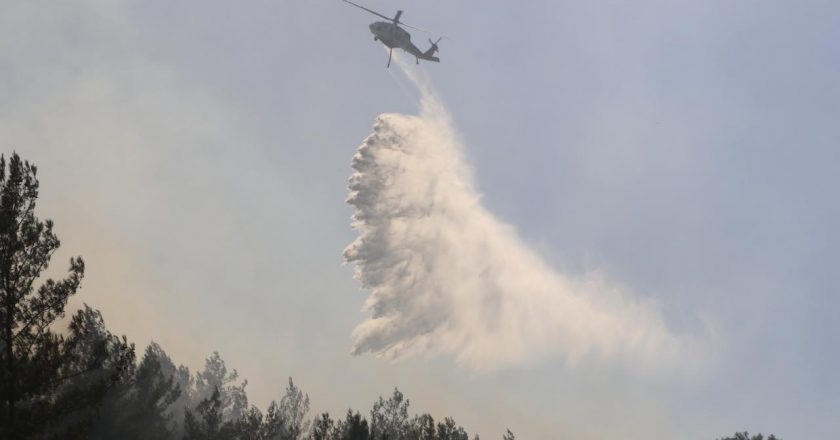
1;1;838;438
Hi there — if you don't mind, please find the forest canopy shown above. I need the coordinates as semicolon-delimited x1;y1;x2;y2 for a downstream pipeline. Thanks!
0;152;778;440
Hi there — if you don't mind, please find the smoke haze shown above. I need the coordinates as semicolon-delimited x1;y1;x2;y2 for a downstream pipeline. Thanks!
344;58;706;372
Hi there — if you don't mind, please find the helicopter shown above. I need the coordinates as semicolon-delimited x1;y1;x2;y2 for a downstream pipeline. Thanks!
342;0;442;68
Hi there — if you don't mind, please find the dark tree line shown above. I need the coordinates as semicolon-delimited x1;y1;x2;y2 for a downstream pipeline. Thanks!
0;152;506;439
718;433;780;440
0;152;781;440
0;153;134;438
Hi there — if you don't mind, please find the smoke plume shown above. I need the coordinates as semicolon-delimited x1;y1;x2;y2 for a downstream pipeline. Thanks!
344;58;704;372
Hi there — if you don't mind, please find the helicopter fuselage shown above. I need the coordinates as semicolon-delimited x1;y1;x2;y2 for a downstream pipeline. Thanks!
369;22;411;49
343;1;439;66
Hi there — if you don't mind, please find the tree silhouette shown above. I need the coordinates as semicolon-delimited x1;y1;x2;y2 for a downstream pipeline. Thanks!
184;387;227;440
310;412;336;440
409;413;435;440
718;432;780;440
435;417;469;440
279;377;311;439
195;351;249;424
370;388;410;440
89;343;181;439
336;409;370;440
0;152;528;440
0;153;133;438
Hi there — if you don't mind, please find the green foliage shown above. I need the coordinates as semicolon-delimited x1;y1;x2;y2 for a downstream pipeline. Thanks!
337;410;370;440
0;153;133;439
366;388;473;440
0;152;542;440
310;412;336;440
89;343;181;439
280;376;312;439
718;432;780;440
370;388;410;440
195;351;249;423
184;387;229;440
435;417;469;440
260;400;290;440
409;413;436;440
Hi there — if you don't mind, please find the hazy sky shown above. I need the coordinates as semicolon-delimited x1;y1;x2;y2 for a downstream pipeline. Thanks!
1;1;838;439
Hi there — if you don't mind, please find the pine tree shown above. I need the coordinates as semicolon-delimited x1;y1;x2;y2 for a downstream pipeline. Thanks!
409;413;435;440
336;409;370;440
718;433;780;440
0;153;133;438
279;377;310;440
89;343;181;439
194;351;249;423
184;387;238;440
370;388;410;440
435;417;468;440
310;412;336;440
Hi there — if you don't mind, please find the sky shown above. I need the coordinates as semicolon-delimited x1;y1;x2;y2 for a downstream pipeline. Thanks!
1;0;839;438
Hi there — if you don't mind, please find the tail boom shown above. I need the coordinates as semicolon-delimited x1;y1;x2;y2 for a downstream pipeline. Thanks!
422;37;441;62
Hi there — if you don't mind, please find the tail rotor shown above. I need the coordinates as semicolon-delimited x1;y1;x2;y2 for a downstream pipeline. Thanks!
428;37;442;55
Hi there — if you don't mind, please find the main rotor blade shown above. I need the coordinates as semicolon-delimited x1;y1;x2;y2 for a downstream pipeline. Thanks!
342;0;393;22
398;21;447;38
397;21;434;34
342;0;448;38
